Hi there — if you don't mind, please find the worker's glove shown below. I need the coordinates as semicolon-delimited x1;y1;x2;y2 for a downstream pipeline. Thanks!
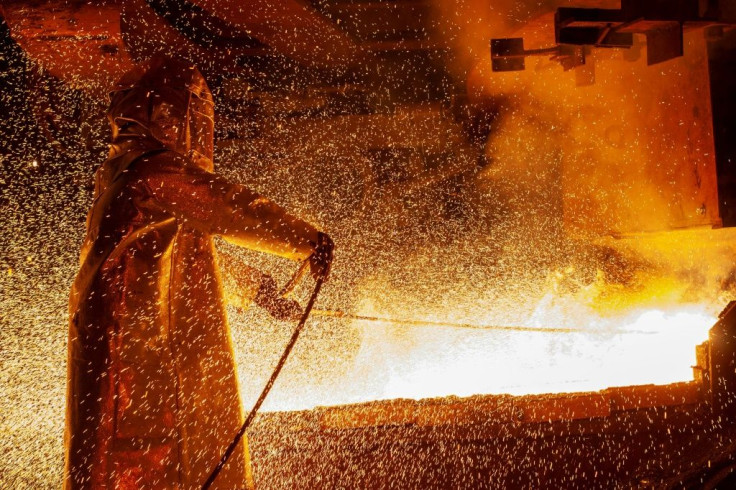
309;232;334;281
255;275;303;321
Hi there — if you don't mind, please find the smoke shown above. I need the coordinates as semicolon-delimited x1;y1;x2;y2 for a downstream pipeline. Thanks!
423;0;734;310
270;0;736;411
1;3;734;487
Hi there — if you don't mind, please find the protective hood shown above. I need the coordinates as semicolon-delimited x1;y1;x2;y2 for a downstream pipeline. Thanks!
108;55;215;171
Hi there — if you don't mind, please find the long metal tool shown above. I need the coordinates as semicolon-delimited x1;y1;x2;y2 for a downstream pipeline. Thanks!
311;309;656;335
202;267;325;489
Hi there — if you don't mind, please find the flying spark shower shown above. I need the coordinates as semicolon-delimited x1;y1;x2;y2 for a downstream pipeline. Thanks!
1;0;735;488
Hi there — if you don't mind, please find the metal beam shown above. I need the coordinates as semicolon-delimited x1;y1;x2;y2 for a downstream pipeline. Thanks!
189;0;366;67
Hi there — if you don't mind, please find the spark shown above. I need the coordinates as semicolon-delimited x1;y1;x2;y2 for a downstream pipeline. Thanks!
1;1;735;488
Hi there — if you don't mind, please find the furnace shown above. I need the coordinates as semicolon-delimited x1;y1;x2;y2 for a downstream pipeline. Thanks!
245;303;736;488
1;0;736;488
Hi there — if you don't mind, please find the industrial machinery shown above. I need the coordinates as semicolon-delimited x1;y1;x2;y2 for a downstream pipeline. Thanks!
2;1;736;488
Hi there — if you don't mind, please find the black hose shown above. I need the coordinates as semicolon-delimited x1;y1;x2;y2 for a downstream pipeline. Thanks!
202;268;325;489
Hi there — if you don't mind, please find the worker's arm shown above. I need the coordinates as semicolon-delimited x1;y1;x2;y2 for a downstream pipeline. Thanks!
219;251;303;320
218;253;262;309
131;152;320;261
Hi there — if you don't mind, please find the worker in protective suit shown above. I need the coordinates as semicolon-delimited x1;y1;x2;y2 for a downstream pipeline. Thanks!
64;56;333;489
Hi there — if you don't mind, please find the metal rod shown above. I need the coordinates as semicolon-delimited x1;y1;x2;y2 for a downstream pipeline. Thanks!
493;46;560;59
311;309;655;335
279;259;310;298
522;46;561;56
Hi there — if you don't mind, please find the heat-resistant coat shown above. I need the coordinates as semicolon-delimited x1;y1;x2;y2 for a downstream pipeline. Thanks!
65;136;318;489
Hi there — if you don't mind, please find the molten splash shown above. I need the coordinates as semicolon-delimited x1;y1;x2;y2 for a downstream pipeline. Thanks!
2;3;734;487
343;302;713;405
228;226;735;413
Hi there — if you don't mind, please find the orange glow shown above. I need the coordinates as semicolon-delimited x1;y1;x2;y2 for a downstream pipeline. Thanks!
3;3;735;487
237;226;736;412
332;271;717;408
351;308;712;402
